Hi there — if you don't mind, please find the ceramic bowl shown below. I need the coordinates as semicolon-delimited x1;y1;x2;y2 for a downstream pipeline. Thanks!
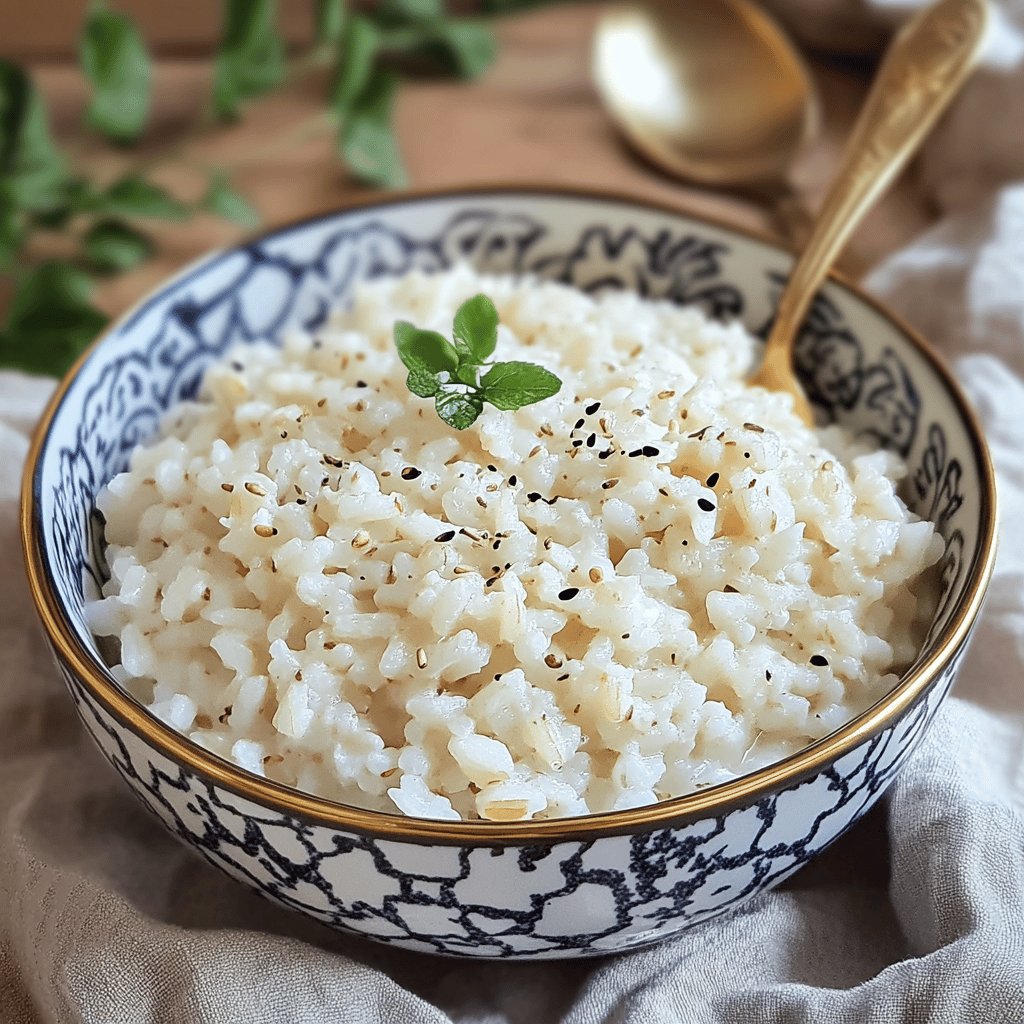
21;187;997;959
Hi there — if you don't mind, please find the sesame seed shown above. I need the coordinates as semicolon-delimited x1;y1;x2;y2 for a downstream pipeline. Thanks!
245;481;267;497
589;567;603;583
544;654;563;669
316;398;326;408
351;530;371;548
706;472;720;487
476;496;488;508
602;479;619;490
697;498;716;513
434;531;455;542
253;525;276;538
453;565;474;575
558;587;579;600
810;655;829;667
221;483;234;493
529;445;542;458
657;390;675;400
401;467;421;480
416;648;428;669
557;673;570;682
323;454;345;468
744;422;765;433
543;538;552;550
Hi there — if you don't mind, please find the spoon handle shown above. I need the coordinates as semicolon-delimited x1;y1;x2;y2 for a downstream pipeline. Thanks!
757;0;989;407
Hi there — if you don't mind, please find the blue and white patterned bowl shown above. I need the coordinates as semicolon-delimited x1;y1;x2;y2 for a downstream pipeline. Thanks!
22;187;997;959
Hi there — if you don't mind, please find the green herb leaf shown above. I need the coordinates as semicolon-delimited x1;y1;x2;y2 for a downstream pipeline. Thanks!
314;0;347;47
410;20;497;79
81;218;153;272
481;360;562;410
453;293;499;362
330;15;379;117
202;171;260;227
394;320;458;373
0;261;107;376
435;388;483;430
339;68;406;188
0;202;23;269
378;0;444;26
0;61;67;211
213;0;285;121
79;9;151;143
406;366;441;398
100;175;189;221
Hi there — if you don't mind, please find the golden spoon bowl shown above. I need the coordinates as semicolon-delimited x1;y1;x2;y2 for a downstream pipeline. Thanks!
592;0;820;187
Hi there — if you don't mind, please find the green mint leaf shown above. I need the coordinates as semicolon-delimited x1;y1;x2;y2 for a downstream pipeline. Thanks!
481;360;562;411
214;0;285;121
330;15;379;117
314;0;347;47
406;367;441;398
202;171;260;227
0;61;67;211
435;388;483;430
412;20;497;79
453;293;498;362
339;68;406;189
394;320;458;375
79;9;151;143
101;175;189;221
82;218;153;272
0;202;23;269
377;0;444;26
453;363;479;387
0;261;107;376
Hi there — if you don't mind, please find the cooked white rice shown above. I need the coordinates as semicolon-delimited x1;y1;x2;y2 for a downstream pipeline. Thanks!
89;266;943;822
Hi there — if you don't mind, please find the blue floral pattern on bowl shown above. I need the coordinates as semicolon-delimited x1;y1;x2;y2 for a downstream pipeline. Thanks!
25;190;993;958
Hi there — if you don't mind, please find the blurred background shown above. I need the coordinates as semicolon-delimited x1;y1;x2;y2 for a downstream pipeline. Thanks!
0;0;933;378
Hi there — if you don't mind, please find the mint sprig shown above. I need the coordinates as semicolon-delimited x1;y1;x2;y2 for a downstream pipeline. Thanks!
394;294;561;430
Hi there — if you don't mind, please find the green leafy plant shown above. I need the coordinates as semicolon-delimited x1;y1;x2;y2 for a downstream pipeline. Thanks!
1;0;550;377
395;294;562;429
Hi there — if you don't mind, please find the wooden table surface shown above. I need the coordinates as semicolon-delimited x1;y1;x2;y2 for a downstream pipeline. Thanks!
24;4;935;324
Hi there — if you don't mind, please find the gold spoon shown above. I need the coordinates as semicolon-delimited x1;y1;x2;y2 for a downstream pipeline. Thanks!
752;0;989;423
593;0;819;188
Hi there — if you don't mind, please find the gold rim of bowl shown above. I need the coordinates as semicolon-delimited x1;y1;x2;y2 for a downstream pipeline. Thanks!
20;184;999;846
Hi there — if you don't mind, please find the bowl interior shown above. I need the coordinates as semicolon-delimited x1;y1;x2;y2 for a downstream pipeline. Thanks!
32;189;987;745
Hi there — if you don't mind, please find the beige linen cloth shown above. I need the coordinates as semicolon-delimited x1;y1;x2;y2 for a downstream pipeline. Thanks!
3;2;1024;1020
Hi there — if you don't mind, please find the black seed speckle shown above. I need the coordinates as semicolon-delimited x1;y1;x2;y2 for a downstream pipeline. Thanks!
811;655;829;667
527;492;542;502
508;475;517;486
401;467;421;480
585;401;601;414
574;418;585;430
642;445;659;457
706;472;720;487
697;498;716;512
558;587;580;601
356;380;368;388
434;531;455;542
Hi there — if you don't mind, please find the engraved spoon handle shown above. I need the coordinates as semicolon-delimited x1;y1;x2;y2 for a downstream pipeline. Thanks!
753;0;989;419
